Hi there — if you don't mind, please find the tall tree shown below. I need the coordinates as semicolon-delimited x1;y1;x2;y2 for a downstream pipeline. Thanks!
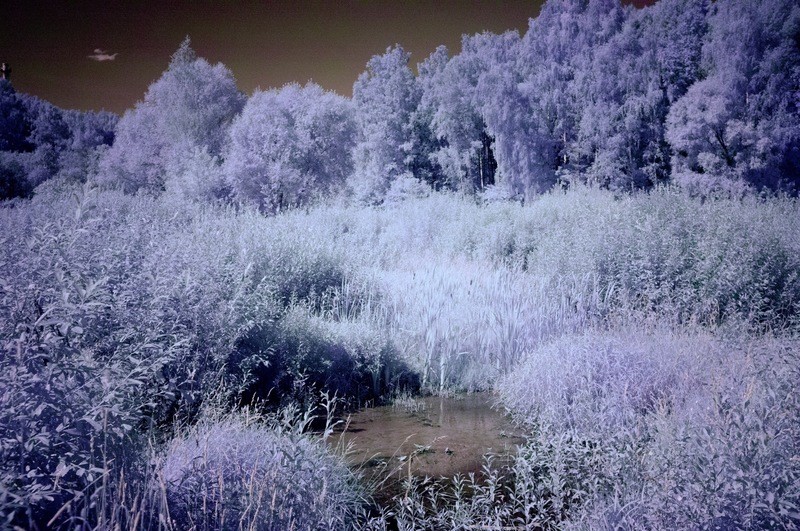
667;0;800;194
57;109;117;182
573;0;707;189
518;0;626;187
407;46;449;190
475;31;562;198
421;34;503;194
225;83;356;212
350;46;421;203
100;38;244;194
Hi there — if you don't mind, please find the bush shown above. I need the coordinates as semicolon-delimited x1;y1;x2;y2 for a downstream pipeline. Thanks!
498;330;800;529
0;151;32;199
497;329;711;436
0;187;276;525
160;411;362;530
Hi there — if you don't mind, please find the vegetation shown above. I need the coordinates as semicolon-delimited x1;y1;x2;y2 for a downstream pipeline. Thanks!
1;0;798;527
1;183;799;528
3;1;799;204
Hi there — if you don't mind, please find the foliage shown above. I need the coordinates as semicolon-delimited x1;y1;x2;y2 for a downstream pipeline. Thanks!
0;184;410;525
570;0;707;189
666;0;800;195
0;186;176;528
0;80;30;153
1;182;799;527
0;151;32;199
1;0;799;527
99;38;244;194
0;81;116;199
225;83;356;212
351;46;422;203
3;0;799;204
160;406;363;531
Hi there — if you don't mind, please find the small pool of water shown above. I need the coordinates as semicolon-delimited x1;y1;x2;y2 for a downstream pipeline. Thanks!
330;392;525;481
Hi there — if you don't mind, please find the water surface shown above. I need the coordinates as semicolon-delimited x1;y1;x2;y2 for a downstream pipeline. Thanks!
331;392;525;481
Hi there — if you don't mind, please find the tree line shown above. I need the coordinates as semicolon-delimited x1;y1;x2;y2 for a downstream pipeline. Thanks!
1;0;798;207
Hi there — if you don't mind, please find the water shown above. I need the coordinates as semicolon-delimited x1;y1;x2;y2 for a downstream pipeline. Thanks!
330;392;525;482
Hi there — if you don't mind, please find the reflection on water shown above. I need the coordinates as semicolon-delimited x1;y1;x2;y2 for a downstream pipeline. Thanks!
330;392;525;480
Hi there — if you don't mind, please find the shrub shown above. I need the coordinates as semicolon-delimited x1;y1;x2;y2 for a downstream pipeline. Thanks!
618;336;800;529
498;330;800;529
497;329;712;436
0;186;175;528
159;411;362;530
228;299;409;409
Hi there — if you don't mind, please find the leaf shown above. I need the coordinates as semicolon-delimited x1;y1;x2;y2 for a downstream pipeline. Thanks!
54;461;69;479
82;416;102;431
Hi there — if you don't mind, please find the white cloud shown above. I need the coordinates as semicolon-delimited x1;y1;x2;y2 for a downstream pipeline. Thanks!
88;49;118;62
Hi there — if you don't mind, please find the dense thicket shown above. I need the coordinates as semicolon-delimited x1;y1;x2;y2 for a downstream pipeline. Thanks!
0;80;116;199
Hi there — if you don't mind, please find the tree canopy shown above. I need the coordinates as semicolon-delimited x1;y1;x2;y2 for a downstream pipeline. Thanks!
4;0;799;203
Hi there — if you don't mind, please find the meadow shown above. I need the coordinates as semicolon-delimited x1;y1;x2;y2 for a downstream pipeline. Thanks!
1;182;798;529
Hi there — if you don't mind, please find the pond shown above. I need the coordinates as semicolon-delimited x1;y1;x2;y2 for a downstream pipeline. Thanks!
329;392;526;489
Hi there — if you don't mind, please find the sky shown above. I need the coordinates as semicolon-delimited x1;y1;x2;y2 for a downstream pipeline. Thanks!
2;0;654;115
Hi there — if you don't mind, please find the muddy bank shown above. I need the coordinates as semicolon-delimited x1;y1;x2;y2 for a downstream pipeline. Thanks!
330;392;525;482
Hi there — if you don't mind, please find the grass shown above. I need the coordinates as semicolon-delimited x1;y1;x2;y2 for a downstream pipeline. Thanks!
157;403;364;531
1;182;799;528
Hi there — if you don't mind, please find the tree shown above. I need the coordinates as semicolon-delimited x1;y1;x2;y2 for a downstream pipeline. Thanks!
421;35;503;194
350;46;421;203
100;38;244;194
0;81;117;196
666;74;743;188
16;95;72;187
57;110;117;182
0;151;31;199
225;83;356;212
0;80;30;153
572;0;707;189
406;46;449;189
474;31;561;198
667;0;800;194
99;104;165;193
513;0;628;190
62;110;116;154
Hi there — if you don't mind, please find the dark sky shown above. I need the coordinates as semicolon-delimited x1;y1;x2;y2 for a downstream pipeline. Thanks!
2;0;654;115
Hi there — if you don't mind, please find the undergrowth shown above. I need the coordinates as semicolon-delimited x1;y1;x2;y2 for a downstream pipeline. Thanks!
1;183;798;528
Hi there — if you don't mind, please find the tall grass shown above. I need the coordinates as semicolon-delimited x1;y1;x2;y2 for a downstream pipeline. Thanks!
498;330;800;529
158;403;364;531
2;182;798;527
376;263;598;390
